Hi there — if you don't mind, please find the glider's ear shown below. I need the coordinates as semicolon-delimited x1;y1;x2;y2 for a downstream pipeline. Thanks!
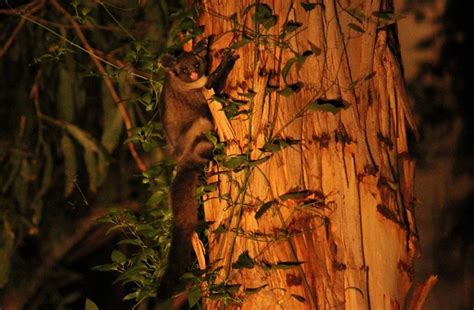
192;38;208;58
159;54;177;70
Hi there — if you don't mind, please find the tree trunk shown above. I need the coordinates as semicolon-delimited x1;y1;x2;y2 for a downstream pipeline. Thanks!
199;1;419;309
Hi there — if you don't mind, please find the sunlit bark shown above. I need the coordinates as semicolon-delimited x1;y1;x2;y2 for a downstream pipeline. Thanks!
200;1;419;309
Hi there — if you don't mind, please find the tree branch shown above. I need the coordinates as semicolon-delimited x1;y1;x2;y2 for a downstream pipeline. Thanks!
0;0;40;15
50;0;147;173
408;274;438;310
0;0;45;57
0;16;26;57
29;15;136;33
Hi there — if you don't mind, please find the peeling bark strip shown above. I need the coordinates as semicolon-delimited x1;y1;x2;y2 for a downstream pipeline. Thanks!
377;204;407;230
397;260;415;280
199;1;420;309
408;275;438;310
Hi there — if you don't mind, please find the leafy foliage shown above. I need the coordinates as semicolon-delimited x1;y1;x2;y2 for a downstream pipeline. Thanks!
94;205;172;304
0;0;186;308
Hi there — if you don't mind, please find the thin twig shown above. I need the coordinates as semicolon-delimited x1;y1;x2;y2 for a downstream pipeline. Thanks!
29;69;44;153
29;15;133;33
408;275;438;310
96;0;136;41
0;16;26;57
50;0;146;172
1;0;46;56
0;0;39;15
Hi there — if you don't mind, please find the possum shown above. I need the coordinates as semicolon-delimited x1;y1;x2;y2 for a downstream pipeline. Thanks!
157;38;238;301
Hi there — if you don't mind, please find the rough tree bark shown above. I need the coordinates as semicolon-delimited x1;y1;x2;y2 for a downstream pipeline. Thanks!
199;1;421;309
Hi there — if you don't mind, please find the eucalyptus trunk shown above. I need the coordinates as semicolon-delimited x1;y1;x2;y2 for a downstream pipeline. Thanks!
198;1;419;309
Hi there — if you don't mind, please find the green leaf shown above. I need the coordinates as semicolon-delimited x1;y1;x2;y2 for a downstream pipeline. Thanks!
372;11;391;19
291;294;306;303
117;269;147;285
80;6;91;16
101;80;123;153
84;149;97;192
136;224;154;232
65;123;104;154
248;156;270;167
375;12;405;28
283;21;302;34
347;8;366;24
146;189;167;206
61;133;77;197
231;36;252;49
232;251;255;269
181;272;197;280
266;85;279;93
348;22;365;33
203;182;219;193
208;291;231;300
308;98;345;114
261;138;300;153
278;86;295;97
91;263;119;272
229;13;238;23
279;190;312;201
221;99;248;120
222;156;246;170
253;4;273;26
213;225;227;234
39;114;109;158
123;291;139;301
57;65;75;122
188;286;202;308
282;58;298;84
111;250;127;263
282;53;309;84
255;4;272;18
301;3;317;12
205;131;218;146
85;299;99;310
255;200;275;219
270;262;302;269
117;239;143;247
262;15;277;30
96;152;109;188
245;284;267;295
262;142;281;153
105;224;125;236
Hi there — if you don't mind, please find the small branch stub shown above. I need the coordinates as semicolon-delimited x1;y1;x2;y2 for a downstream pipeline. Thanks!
203;88;235;141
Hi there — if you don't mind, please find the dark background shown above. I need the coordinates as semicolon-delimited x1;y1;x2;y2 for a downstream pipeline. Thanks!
0;0;472;309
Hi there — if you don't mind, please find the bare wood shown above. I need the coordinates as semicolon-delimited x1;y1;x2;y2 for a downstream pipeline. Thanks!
203;88;236;141
199;1;420;309
192;232;207;270
408;275;438;310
